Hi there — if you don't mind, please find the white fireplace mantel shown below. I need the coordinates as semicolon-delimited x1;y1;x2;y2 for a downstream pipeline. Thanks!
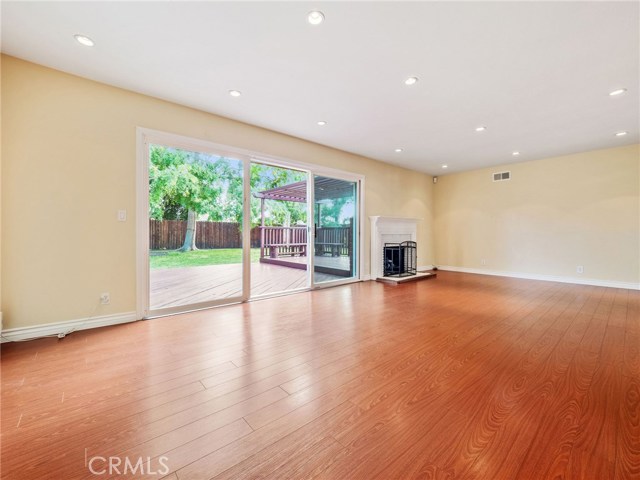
369;216;421;279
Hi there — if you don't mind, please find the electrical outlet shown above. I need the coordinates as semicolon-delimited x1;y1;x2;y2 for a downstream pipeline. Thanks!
117;210;127;222
481;259;487;266
100;293;110;305
576;266;584;274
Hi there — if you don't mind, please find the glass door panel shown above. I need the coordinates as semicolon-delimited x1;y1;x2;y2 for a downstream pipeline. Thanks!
250;163;310;297
148;143;244;312
313;176;358;284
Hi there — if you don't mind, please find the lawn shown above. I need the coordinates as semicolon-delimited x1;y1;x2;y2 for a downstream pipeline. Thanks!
150;248;261;269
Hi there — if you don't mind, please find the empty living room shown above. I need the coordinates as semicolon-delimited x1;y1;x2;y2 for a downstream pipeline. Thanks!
1;1;638;479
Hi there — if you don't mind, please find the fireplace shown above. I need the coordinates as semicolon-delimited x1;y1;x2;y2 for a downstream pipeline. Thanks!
383;241;417;277
369;216;420;279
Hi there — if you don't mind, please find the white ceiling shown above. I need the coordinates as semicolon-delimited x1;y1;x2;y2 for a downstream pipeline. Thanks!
2;1;638;175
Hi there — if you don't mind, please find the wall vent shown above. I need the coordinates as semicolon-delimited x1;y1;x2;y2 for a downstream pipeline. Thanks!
493;171;511;182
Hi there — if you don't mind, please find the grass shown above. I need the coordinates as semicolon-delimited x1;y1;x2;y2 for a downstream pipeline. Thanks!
150;248;261;269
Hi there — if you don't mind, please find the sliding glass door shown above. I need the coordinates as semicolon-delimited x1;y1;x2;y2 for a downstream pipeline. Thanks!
312;176;358;285
147;142;246;315
139;129;362;318
249;166;361;294
250;162;310;297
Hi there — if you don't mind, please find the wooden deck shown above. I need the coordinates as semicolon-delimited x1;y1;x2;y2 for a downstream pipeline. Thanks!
150;259;342;310
275;255;351;270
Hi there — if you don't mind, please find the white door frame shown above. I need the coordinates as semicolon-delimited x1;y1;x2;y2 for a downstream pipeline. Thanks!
136;127;365;319
136;128;251;318
309;173;364;290
248;158;312;298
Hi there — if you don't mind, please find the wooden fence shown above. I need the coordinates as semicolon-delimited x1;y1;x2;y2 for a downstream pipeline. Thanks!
149;220;261;250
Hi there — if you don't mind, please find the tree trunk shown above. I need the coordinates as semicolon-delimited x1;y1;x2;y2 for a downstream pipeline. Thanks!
179;210;198;251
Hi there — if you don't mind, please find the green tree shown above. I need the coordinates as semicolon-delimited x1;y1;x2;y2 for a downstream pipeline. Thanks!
149;146;223;251
150;146;309;252
316;197;351;227
219;162;307;227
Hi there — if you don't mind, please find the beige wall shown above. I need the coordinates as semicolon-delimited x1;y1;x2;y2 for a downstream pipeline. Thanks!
434;144;640;286
1;55;435;329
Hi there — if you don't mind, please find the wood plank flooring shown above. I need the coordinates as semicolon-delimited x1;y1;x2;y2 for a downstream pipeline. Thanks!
1;272;638;479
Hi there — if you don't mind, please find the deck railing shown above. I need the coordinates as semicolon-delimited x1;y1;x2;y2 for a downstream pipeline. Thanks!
260;226;308;258
260;225;352;258
317;227;352;256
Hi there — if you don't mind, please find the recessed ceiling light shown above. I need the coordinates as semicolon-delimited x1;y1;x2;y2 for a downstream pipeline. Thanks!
442;164;448;169
512;151;521;156
307;11;325;25
475;126;487;132
609;88;627;96
229;90;242;97
73;34;94;47
317;120;327;126
615;131;628;136
404;77;419;86
394;148;403;153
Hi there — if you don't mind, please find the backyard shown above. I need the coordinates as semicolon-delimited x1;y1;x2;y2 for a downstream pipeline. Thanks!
147;145;353;309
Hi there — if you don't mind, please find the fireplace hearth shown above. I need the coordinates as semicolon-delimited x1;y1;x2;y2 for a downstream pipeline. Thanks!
383;241;417;277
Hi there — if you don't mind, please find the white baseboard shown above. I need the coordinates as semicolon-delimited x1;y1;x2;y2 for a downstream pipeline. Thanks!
0;311;138;343
436;265;640;290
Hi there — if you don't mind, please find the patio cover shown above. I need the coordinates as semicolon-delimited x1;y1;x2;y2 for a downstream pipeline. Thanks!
254;177;354;203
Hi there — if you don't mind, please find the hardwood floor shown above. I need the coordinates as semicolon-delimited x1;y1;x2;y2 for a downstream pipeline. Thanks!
1;272;638;479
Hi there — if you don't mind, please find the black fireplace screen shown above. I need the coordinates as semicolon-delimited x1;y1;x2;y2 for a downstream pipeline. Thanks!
383;241;417;277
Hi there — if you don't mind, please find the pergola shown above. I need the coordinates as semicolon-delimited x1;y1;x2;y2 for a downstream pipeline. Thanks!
253;177;354;202
253;178;355;276
253;177;354;227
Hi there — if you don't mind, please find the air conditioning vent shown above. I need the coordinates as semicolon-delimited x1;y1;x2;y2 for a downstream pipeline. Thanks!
493;171;511;182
